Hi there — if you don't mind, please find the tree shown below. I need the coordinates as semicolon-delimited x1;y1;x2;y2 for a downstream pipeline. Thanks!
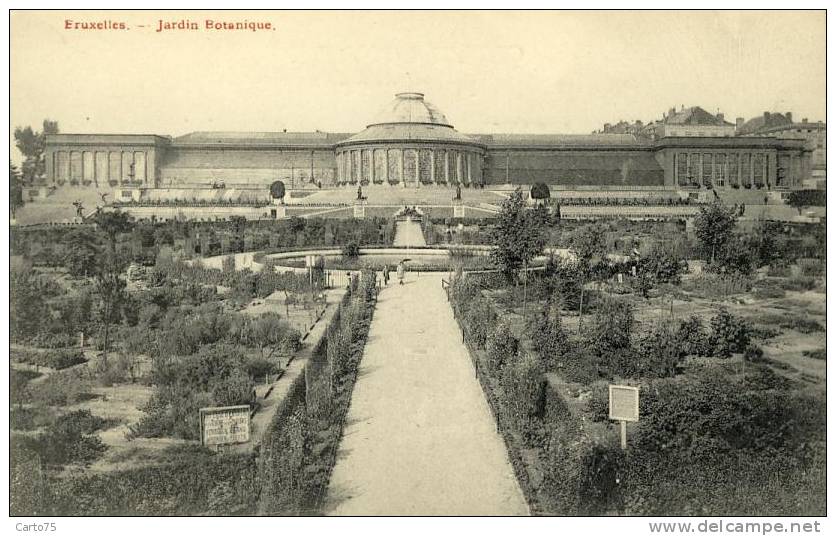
694;202;737;264
95;252;127;365
10;269;48;341
490;188;547;282
569;223;606;330
94;210;134;253
13;120;58;184
530;182;551;201
269;180;286;201
64;229;101;277
10;161;24;218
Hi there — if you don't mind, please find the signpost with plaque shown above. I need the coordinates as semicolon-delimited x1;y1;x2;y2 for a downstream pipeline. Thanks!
608;384;639;449
199;405;251;448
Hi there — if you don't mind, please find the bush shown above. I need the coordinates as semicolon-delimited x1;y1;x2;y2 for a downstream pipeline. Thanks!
743;344;765;363
500;352;546;432
30;371;94;406
785;316;823;334
526;305;570;370
752;286;786;300
11;406;54;431
464;300;497;349
21;410;109;467
632;324;685;378
707;309;751;358
778;276;817;292
12;348;87;370
486;321;519;372
675;316;711;357
802;348;826;361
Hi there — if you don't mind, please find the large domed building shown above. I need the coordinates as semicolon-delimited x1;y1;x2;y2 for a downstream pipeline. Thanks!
43;91;811;197
334;92;485;187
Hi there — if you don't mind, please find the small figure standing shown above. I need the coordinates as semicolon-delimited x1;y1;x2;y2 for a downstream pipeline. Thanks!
397;261;405;285
383;265;390;286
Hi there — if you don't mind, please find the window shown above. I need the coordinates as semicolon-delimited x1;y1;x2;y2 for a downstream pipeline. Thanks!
702;154;713;187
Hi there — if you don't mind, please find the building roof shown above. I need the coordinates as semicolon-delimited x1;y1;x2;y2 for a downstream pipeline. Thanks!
368;92;452;127
663;106;734;127
735;113;793;136
171;131;352;147
472;133;645;147
338;123;480;146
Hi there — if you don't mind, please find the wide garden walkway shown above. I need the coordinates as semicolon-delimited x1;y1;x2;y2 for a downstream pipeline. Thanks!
323;273;528;515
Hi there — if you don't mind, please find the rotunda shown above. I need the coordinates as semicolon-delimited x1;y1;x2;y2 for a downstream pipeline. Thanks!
334;92;485;187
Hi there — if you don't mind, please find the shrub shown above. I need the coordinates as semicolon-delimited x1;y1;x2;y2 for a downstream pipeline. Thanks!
12;348;87;370
11;406;54;431
802;348;826;361
526;305;571;370
464;299;497;349
561;348;602;384
778;276;817;292
784;316;823;334
30;371;94;406
584;298;633;358
632;324;685;378
752;286;786;300
675;316;710;357
486;321;519;372
341;242;360;259
743;344;765;363
707;309;751;358
22;410;109;467
797;258;825;277
500;352;546;432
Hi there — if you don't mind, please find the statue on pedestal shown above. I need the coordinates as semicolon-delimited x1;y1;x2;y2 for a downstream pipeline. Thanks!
357;184;363;200
455;184;461;201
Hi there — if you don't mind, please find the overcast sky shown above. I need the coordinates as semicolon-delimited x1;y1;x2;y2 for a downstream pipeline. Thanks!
10;10;825;162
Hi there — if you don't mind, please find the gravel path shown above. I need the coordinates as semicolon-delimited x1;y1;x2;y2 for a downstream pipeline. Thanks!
323;273;529;515
392;219;427;247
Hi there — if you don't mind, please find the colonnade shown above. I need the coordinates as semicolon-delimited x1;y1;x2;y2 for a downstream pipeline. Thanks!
336;147;482;186
674;151;800;189
52;149;151;186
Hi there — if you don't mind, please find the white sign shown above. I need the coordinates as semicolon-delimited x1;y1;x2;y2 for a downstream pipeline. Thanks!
608;384;639;422
353;203;365;219
200;405;251;446
453;204;465;218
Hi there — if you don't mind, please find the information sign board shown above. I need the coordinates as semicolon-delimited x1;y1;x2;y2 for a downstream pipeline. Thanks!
199;405;251;446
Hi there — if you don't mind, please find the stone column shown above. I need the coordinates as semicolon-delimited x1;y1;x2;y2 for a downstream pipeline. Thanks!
384;150;390;184
369;149;375;184
444;150;450;183
400;148;406;189
430;150;436;185
414;149;420;186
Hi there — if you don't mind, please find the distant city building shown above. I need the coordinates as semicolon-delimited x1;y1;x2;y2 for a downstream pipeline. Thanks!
736;112;826;188
656;106;736;138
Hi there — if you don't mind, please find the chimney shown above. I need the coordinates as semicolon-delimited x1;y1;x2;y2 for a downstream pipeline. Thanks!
786;112;792;122
802;118;808;123
716;112;724;122
764;112;770;121
736;117;745;129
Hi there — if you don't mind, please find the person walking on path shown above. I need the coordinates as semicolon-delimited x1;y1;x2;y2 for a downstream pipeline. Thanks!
397;261;405;285
383;266;390;286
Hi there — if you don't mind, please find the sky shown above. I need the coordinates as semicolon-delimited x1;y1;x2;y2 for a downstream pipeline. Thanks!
10;10;826;162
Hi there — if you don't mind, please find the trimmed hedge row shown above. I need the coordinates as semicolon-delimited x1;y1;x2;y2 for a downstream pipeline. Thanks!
258;270;378;514
448;275;622;515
